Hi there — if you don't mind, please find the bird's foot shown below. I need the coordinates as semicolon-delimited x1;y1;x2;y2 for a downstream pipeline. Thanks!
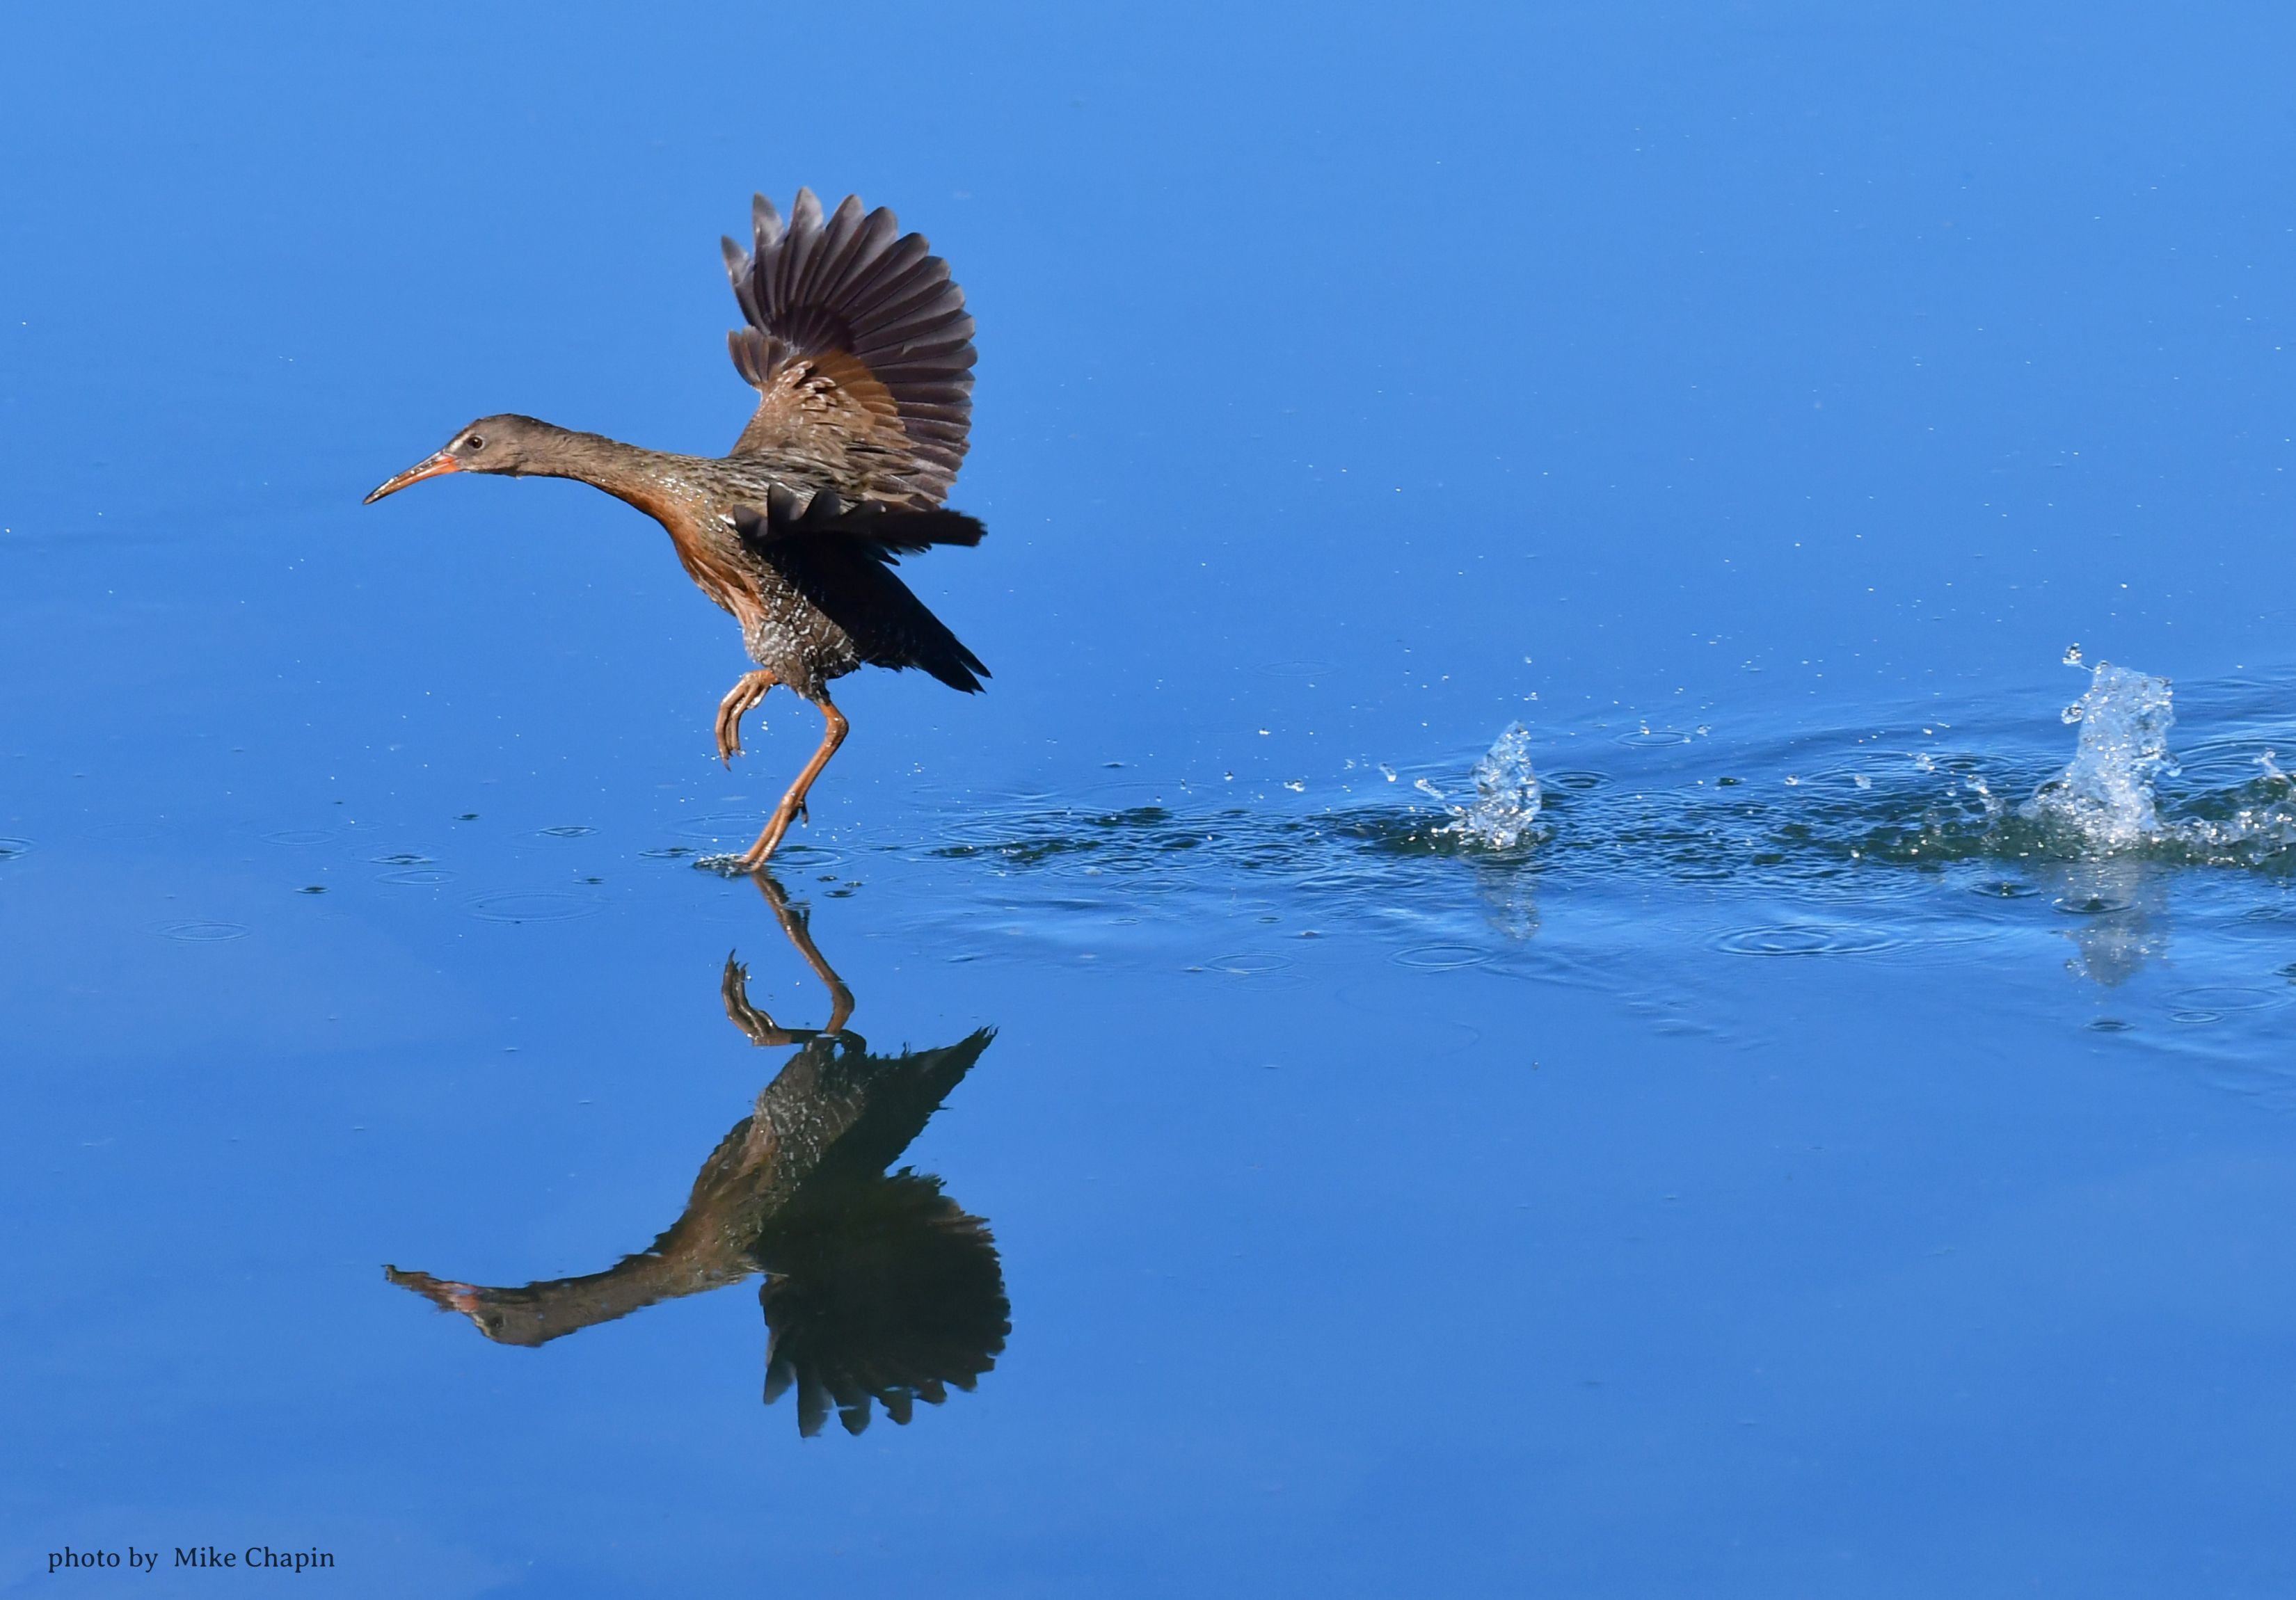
715;671;778;765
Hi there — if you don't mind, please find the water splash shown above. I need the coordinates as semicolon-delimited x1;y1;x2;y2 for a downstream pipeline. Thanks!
898;666;2296;903
2020;663;2178;848
1439;722;1542;850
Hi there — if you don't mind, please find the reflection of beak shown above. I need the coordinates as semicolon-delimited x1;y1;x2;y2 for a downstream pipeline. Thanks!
364;450;461;504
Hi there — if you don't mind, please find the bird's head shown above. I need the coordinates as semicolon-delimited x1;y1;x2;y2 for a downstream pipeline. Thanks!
364;414;557;503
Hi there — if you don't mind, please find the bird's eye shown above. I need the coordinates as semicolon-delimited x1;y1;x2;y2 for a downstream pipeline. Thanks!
463;435;485;451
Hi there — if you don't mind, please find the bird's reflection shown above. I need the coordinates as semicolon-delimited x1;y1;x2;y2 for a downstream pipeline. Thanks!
386;874;1005;1436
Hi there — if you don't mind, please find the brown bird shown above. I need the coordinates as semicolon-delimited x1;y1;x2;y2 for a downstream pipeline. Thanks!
366;189;987;867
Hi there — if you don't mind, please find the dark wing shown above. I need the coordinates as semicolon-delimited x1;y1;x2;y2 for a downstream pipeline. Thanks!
733;496;990;694
722;189;975;509
754;1032;1007;1436
732;486;982;557
758;1171;1008;1437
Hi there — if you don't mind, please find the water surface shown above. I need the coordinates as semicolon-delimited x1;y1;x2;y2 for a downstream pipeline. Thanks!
6;3;2296;1595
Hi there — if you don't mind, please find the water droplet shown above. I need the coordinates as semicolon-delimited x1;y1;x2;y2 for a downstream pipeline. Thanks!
1436;723;1541;849
2024;664;2176;847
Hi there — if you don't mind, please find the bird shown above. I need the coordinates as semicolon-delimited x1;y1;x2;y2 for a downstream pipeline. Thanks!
385;872;1006;1437
365;189;987;868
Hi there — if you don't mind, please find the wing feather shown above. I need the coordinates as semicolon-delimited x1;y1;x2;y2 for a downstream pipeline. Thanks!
724;190;975;507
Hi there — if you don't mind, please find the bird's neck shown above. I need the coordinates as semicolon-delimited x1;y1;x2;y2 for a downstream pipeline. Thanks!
519;424;705;522
519;422;760;618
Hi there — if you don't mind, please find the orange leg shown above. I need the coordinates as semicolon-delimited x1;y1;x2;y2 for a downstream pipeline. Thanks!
738;698;849;869
719;872;856;1042
715;669;779;765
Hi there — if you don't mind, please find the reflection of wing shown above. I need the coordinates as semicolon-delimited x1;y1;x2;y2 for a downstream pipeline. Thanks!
722;189;975;509
758;1171;1008;1437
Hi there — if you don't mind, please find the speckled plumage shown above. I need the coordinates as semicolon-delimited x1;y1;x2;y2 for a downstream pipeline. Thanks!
367;189;988;865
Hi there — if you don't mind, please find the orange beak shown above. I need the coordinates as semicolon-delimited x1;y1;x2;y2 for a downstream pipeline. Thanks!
364;449;461;504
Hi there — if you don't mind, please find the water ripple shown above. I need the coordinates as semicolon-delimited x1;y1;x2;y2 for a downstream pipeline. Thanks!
1712;924;1897;958
465;892;603;924
154;920;250;943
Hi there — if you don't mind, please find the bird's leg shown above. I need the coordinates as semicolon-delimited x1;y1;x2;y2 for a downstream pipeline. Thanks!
715;670;779;766
738;698;849;870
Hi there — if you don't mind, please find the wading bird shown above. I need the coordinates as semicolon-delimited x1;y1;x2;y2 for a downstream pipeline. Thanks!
366;190;987;867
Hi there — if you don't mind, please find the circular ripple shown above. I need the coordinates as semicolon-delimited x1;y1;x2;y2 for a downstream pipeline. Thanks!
378;868;455;886
1395;945;1490;971
677;813;770;841
93;820;170;841
372;852;434;867
669;822;850;870
1208;952;1292;975
465;892;604;924
2171;986;2277;1015
1615;728;1694;747
2053;894;2133;917
155;920;250;943
1547;770;1610;791
264;829;336;847
1714;923;1896;957
2224;906;2296;943
0;838;30;861
1974;880;2041;899
537;825;596;838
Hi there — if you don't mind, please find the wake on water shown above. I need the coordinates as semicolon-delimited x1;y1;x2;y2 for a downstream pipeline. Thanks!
902;657;2296;892
856;657;2295;1069
1428;657;2295;874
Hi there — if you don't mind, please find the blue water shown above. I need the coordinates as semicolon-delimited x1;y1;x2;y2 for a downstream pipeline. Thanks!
8;3;2296;1594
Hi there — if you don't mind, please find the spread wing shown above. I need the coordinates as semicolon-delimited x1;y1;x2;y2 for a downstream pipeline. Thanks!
722;189;975;509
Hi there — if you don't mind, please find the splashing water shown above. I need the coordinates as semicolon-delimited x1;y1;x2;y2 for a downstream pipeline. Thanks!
2020;663;2177;848
1440;722;1542;849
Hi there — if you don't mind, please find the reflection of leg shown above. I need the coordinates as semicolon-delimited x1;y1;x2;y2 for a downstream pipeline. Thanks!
738;698;848;869
721;951;804;1046
752;872;855;1035
715;670;779;765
